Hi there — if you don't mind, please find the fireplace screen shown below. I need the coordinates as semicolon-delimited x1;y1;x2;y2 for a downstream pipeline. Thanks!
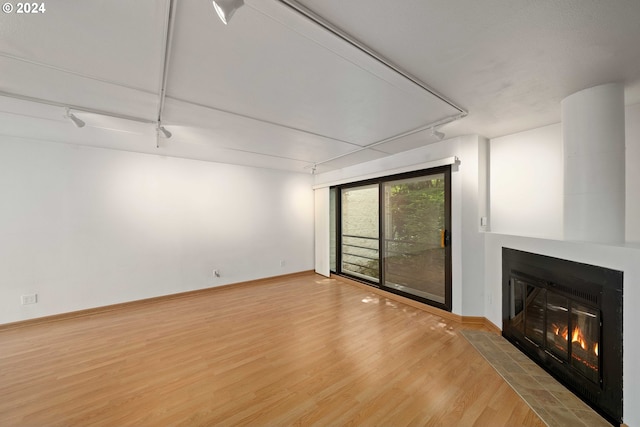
570;302;600;383
546;291;569;361
509;276;600;385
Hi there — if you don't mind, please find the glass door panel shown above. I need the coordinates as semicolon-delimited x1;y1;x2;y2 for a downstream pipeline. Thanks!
524;286;545;346
546;292;569;360
509;278;526;334
570;302;600;384
341;185;379;282
383;174;446;303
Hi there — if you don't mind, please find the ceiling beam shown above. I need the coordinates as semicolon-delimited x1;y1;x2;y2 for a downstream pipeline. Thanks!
275;0;467;116
305;112;466;171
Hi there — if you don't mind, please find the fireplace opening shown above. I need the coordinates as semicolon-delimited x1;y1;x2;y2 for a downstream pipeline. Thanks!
502;248;623;425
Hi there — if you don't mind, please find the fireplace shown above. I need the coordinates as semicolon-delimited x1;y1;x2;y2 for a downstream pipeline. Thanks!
502;248;623;425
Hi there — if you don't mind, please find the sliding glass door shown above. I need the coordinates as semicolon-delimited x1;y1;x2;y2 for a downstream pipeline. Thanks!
383;172;448;305
341;184;379;282
335;166;451;311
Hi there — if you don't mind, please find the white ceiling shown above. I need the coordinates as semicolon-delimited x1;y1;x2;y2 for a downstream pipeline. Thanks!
1;0;639;174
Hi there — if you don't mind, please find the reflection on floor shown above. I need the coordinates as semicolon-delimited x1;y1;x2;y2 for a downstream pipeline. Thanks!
461;330;612;427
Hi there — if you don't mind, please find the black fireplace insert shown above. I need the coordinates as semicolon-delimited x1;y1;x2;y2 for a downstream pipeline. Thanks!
502;248;623;425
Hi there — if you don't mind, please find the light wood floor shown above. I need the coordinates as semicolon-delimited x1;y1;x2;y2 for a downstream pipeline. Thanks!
0;273;545;426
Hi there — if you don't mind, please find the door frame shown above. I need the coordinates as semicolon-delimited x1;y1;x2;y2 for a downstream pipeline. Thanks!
333;165;452;311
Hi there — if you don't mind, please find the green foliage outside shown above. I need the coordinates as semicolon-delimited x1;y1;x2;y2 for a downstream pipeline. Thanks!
344;178;446;286
387;178;445;248
383;178;446;293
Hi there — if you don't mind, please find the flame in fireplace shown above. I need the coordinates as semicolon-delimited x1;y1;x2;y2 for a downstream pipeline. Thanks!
551;323;598;356
571;326;587;350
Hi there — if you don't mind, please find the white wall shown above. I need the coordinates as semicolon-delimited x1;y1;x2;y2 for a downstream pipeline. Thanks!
627;103;640;244
489;123;563;239
0;136;314;325
314;135;487;316
314;187;330;277
458;136;486;315
489;103;640;244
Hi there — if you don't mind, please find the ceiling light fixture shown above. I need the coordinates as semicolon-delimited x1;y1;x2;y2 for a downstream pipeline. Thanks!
431;128;445;141
212;0;244;24
158;125;172;138
65;108;85;128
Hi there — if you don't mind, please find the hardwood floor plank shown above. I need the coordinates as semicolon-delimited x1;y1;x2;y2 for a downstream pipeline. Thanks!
0;273;544;426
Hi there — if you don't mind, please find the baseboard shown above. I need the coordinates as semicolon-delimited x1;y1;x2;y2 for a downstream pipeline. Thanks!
2;271;503;336
464;316;502;334
332;274;502;334
0;270;314;331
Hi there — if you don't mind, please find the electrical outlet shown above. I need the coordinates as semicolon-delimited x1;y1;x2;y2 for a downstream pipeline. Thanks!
213;269;220;278
21;294;38;305
280;260;286;267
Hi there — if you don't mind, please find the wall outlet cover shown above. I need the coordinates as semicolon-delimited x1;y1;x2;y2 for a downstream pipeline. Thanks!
21;294;38;305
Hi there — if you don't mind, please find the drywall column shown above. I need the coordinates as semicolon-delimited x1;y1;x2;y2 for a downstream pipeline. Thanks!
562;83;625;243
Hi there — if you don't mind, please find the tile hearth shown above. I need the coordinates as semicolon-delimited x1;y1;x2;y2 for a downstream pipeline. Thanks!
461;330;612;427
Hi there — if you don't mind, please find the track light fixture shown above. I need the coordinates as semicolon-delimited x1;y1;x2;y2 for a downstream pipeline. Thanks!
431;127;445;141
158;125;172;138
65;108;85;128
212;0;244;24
